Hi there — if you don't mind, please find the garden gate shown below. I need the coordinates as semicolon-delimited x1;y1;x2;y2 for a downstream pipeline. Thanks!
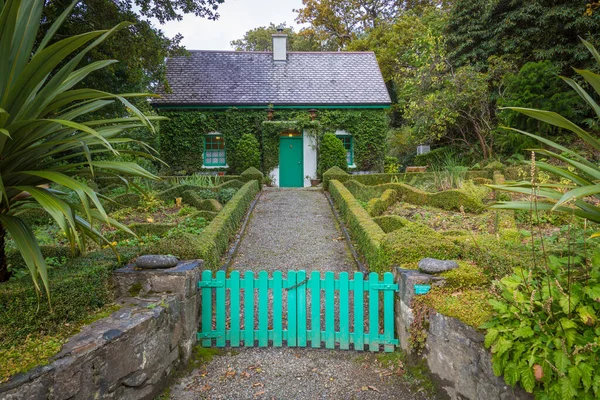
197;270;399;352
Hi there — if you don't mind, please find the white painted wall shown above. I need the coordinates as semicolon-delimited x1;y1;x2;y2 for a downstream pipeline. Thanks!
271;166;279;187
303;130;317;187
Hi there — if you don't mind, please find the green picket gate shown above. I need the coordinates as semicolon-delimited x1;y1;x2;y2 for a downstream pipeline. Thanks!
197;270;399;352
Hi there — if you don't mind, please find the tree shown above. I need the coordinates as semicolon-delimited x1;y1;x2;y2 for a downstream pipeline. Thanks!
230;22;325;52
294;0;400;49
446;0;600;74
0;0;160;294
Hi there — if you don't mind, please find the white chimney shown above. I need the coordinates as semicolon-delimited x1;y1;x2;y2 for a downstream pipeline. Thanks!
272;28;287;62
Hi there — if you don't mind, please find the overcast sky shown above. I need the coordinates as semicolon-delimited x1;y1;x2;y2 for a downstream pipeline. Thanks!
153;0;305;50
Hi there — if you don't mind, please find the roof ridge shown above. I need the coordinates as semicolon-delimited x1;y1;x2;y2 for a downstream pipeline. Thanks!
182;50;375;55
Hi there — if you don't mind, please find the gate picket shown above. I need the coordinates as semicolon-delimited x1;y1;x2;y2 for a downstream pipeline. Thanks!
229;271;240;346
273;271;283;346
353;272;364;351
198;270;399;352
244;271;254;347
310;271;321;348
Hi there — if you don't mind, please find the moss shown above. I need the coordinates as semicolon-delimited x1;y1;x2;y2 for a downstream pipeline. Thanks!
382;223;460;265
372;215;409;233
145;232;205;260
129;282;143;297
189;345;224;369
439;262;489;288
414;288;494;328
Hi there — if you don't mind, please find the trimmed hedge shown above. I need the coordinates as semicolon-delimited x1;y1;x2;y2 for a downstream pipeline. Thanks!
343;179;484;213
103;193;141;212
329;180;388;272
148;180;260;269
366;189;397;217
382;223;460;265
322;166;350;191
0;248;135;345
240;167;264;183
192;210;219;221
372;215;409;233
181;190;223;211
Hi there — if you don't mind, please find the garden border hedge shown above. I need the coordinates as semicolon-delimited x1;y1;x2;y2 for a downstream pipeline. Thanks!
329;180;388;272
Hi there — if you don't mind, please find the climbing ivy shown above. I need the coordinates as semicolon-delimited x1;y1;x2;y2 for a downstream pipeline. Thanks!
157;108;388;174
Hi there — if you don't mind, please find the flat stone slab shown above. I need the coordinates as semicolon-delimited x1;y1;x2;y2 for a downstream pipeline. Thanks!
136;255;179;269
418;258;459;274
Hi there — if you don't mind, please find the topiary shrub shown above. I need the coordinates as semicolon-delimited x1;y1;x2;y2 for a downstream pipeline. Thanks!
372;215;409;233
231;134;261;174
240;167;264;183
145;231;205;260
366;189;397;217
382;222;460;265
322;166;350;191
318;133;348;179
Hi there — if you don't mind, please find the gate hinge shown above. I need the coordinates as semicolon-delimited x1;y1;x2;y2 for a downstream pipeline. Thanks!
197;332;223;339
371;283;398;291
198;280;225;288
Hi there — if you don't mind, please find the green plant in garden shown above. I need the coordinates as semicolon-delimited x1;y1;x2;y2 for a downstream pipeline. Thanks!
482;252;600;399
318;133;348;177
231;133;261;174
490;40;600;227
0;0;161;294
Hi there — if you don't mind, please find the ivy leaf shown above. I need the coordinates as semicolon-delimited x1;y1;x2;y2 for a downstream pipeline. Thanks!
560;376;578;400
578;362;593;391
484;328;499;348
568;366;582;390
519;364;536;393
554;350;571;373
504;362;519;386
514;326;534;338
492;337;513;357
584;285;600;302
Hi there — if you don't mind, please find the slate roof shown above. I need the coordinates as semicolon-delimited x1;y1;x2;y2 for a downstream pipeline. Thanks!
153;51;391;106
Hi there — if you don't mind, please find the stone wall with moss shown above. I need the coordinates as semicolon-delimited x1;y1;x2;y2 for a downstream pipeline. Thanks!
156;108;388;175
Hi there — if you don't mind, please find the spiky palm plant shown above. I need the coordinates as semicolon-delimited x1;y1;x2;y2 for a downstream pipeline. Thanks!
490;39;600;228
0;0;164;296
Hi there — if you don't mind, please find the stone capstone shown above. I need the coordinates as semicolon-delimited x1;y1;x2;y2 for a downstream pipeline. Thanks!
136;255;179;269
418;258;459;274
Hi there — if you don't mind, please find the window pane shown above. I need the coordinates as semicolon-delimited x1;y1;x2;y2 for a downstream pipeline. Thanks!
204;135;226;166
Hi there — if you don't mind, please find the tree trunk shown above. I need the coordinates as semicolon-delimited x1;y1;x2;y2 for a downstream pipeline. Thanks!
0;223;10;282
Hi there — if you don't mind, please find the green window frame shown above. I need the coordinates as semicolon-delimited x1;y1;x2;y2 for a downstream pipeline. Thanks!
337;135;353;166
203;134;226;167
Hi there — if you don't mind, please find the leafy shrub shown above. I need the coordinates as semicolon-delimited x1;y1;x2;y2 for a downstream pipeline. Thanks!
231;134;261;174
384;156;401;173
318;134;348;178
483;254;600;398
413;147;452;167
382;223;460;265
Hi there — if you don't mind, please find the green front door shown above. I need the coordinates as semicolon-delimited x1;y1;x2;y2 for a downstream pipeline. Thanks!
279;136;303;187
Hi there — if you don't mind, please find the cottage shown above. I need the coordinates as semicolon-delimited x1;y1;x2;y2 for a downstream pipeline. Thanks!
153;30;391;187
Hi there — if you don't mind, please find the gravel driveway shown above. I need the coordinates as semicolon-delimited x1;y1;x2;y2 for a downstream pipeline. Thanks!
166;188;436;400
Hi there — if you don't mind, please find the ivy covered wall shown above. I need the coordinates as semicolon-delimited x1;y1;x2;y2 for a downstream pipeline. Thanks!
157;108;388;174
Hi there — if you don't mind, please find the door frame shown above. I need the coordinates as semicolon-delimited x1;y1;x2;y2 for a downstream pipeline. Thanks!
279;132;304;188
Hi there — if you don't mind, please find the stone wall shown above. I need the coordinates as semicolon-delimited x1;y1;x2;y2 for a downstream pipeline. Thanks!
394;267;532;400
0;261;202;400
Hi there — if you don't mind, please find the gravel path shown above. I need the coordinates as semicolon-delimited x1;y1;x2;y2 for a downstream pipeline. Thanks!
230;188;355;274
166;188;435;400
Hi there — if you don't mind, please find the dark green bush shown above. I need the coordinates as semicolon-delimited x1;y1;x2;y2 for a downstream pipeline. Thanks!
0;248;135;345
231;134;261;174
382;223;460;265
318;133;348;178
372;215;409;233
15;208;52;226
413;147;452;167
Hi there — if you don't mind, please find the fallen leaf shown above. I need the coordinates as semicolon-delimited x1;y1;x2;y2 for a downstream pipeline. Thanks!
201;385;211;391
254;391;266;397
533;364;544;381
368;386;380;393
253;382;264;387
361;386;368;391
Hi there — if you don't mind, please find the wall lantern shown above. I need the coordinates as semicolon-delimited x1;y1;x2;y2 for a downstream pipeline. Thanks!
308;109;317;121
266;108;274;120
